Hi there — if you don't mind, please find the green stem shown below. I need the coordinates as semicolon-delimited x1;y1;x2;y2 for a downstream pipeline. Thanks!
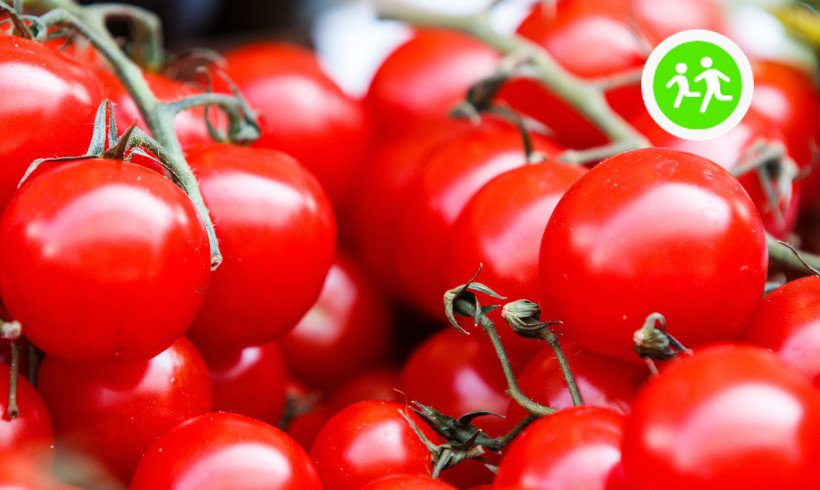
453;297;555;417
375;1;649;152
487;413;536;450
537;329;583;407
85;3;164;71
7;339;21;419
26;0;222;268
768;233;820;274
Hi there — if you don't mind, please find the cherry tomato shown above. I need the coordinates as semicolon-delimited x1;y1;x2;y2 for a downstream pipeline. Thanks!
279;253;395;390
395;118;560;318
222;42;373;209
400;329;509;438
199;341;288;427
444;160;587;367
36;337;212;485
0;362;54;469
130;412;321;490
365;28;500;138
506;343;648;428
0;451;79;490
0;158;210;361
495;406;627;490
184;143;336;351
621;344;820;489
325;368;403;413
742;276;820;387
0;33;103;215
539;148;768;363
310;400;438;490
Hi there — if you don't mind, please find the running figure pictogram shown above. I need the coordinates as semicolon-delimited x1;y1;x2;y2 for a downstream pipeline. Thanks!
693;56;732;113
666;62;701;109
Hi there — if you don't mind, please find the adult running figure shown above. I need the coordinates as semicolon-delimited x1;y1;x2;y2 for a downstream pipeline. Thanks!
694;56;732;113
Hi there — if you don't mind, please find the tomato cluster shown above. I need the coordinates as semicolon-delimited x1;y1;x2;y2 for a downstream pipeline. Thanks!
4;0;820;489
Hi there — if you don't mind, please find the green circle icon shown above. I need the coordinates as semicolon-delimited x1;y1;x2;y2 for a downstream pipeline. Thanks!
642;30;753;140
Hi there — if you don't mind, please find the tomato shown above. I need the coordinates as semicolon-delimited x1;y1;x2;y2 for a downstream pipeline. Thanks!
632;110;801;238
622;344;820;489
0;158;210;361
325;368;403;412
540;148;768;363
222;42;373;209
346;119;475;297
365;28;500;138
199;341;288;427
0;33;103;215
281;379;330;451
279;253;395;390
360;474;457;490
742;276;820;387
395;118;561;318
506;343;648;429
0;362;54;468
310;400;438;490
183;143;336;351
0;451;79;490
36;337;212;485
130;412;321;490
444;160;587;367
400;329;509;438
96;69;215;148
494;406;627;490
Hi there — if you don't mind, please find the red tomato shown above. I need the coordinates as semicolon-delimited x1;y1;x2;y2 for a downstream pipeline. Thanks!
360;474;457;490
130;412;321;489
0;451;79;490
0;362;54;468
495;406;627;490
506;344;648;428
444;160;587;367
282;379;330;451
400;329;509;438
310;400;437;490
0;33;103;215
184;144;336;351
346;119;475;297
36;337;212;485
742;276;820;387
222;42;373;209
279;253;395;390
540;148;768;363
631;110;801;238
365;28;500;138
621;344;820;489
0;159;210;361
395;118;561;318
325;368;403;413
96;69;215;148
199;341;288;427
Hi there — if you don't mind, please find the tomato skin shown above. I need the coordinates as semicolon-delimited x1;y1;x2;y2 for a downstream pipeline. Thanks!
0;363;54;469
0;33;103;215
395;119;561;318
279;253;395;390
199;341;288;427
622;344;820;490
495;406;627;490
0;158;210;361
365;28;500;138
36;337;212;485
359;474;457;490
742;276;820;387
310;400;437;490
506;344;648;429
184;143;336;350
223;42;373;209
130;412;321;490
539;148;767;363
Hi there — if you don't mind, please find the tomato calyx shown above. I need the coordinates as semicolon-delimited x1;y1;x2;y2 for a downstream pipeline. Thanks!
731;139;799;228
0;2;40;41
633;313;692;375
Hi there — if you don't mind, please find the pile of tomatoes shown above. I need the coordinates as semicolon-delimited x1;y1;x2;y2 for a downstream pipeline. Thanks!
3;0;820;489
